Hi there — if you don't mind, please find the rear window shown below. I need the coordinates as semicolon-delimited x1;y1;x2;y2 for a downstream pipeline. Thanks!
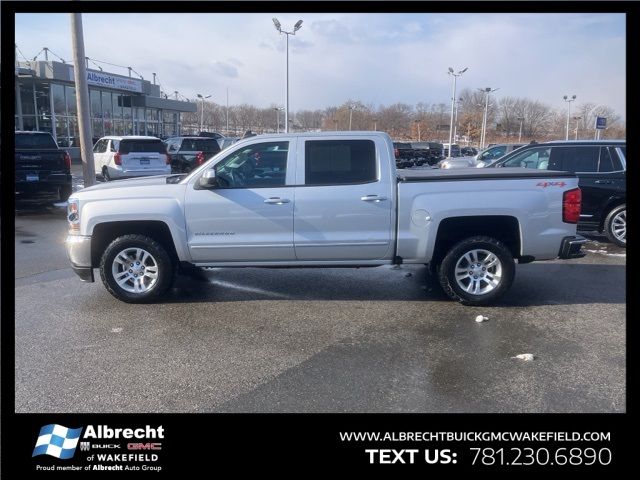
119;139;166;154
305;139;376;185
180;138;221;152
549;146;599;172
15;133;58;149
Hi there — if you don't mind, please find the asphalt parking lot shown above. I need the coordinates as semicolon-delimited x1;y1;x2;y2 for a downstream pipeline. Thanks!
14;165;626;413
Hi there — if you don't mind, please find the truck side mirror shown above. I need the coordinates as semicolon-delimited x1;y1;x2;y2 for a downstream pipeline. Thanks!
198;169;218;188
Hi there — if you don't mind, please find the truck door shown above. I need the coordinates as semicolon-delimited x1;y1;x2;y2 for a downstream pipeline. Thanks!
293;137;394;261
184;139;296;262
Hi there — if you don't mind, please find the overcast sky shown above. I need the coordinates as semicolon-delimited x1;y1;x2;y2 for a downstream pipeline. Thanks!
15;12;626;119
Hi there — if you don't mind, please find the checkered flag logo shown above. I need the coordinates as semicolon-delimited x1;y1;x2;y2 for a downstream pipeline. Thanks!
32;424;83;459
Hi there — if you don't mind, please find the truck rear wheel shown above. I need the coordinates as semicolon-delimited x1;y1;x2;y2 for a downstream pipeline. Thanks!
437;236;515;306
99;234;175;303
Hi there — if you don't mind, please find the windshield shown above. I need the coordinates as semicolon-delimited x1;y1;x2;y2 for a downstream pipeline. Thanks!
15;133;58;149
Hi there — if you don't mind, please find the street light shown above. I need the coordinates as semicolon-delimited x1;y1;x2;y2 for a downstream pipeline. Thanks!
196;94;211;132
273;106;284;133
348;104;357;130
447;67;468;158
453;97;463;143
573;115;582;140
478;87;499;149
517;116;524;142
414;119;421;141
273;17;303;133
563;95;577;140
372;118;378;131
333;117;338;131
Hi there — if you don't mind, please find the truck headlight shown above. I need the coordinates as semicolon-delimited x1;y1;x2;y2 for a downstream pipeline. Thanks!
67;198;80;233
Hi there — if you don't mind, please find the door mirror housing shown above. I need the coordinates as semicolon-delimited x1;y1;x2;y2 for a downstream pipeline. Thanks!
198;169;218;188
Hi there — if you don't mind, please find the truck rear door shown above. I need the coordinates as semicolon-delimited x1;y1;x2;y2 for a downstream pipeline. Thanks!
293;136;394;261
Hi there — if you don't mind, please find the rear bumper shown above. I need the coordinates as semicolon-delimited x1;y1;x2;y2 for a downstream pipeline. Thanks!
15;173;71;192
65;235;95;282
558;235;587;259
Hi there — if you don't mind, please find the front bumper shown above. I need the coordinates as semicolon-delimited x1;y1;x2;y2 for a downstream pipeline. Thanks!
558;235;587;259
65;235;95;282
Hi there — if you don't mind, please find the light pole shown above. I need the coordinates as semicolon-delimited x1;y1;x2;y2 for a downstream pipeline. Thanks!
273;18;303;133
348;104;356;130
414;119;421;141
273;106;284;133
517;116;524;142
573;115;582;140
372;118;378;131
196;93;211;132
447;67;468;158
333;117;338;131
478;87;499;149
563;94;576;141
453;97;463;143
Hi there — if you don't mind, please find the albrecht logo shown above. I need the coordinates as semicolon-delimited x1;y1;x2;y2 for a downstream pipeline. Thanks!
32;425;83;459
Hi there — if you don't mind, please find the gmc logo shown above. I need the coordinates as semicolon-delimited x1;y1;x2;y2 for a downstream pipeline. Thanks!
127;443;162;450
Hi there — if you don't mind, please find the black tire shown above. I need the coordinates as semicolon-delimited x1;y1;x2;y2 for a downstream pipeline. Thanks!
603;204;626;248
102;166;111;181
59;184;72;202
437;236;515;306
99;234;175;303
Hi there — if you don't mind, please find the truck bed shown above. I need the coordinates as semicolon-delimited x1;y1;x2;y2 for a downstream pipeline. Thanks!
397;167;575;182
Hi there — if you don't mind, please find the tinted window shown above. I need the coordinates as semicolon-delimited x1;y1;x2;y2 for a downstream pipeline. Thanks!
179;138;221;152
598;147;614;172
501;147;552;169
15;133;58;149
305;140;376;185
480;145;507;161
549;146;599;172
119;139;166;154
215;141;288;188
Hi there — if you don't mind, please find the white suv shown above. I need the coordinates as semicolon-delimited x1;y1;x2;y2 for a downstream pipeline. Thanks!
92;136;171;181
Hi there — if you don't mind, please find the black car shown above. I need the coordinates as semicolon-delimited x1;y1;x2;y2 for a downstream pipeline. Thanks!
15;131;72;202
393;142;416;169
461;146;478;156
164;136;222;173
491;140;626;246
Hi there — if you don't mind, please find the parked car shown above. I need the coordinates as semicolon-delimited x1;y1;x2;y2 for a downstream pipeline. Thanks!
393;142;416;168
65;131;585;306
15;130;72;201
490;140;626;247
461;146;478;157
409;142;432;166
92;136;171;181
218;136;240;150
443;143;461;157
164;136;221;173
474;143;525;167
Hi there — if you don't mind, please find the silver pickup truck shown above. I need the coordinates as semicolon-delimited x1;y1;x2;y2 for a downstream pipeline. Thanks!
66;131;586;305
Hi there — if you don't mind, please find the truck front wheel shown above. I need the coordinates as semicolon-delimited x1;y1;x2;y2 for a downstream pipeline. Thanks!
99;234;175;303
437;236;515;306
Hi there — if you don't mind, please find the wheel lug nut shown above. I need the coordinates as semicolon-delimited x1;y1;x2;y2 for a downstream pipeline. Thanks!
474;275;478;279
469;271;473;275
130;264;133;267
129;269;132;273
482;267;486;271
134;274;137;277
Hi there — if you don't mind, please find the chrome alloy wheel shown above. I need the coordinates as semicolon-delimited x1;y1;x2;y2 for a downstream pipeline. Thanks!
454;249;503;295
111;247;159;293
611;209;626;244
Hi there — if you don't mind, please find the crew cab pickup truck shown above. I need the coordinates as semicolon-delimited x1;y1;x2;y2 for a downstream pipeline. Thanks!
65;132;586;305
15;131;72;201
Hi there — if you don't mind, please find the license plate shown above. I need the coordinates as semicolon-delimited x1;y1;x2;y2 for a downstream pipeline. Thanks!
140;158;150;165
26;174;39;182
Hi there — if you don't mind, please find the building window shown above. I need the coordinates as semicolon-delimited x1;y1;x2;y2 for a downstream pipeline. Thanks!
66;86;77;115
20;83;36;115
52;84;66;115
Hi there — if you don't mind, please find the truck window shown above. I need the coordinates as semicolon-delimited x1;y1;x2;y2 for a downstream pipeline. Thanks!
15;133;58;149
215;141;288;188
305;139;376;185
598;147;615;172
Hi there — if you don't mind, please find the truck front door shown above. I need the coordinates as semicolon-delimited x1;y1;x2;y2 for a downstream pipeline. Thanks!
184;140;295;262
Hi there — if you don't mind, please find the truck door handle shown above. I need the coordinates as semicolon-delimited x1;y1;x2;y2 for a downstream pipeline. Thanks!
361;195;387;202
264;197;290;204
594;180;613;184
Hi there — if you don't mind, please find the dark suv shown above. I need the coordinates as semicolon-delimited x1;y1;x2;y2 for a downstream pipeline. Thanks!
164;136;222;173
491;140;626;246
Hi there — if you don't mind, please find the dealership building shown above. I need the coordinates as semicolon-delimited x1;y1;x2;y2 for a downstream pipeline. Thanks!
15;60;196;153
